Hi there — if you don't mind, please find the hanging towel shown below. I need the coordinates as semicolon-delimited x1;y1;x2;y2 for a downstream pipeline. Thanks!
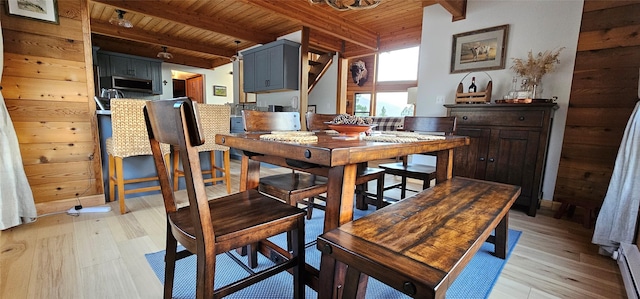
0;19;38;230
592;101;640;255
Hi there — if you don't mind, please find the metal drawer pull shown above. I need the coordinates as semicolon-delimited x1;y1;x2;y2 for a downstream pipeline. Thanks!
479;157;485;161
462;116;468;120
489;158;495;162
519;116;525;121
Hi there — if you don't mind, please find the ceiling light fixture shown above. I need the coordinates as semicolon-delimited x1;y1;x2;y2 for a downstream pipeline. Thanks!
230;40;242;62
309;0;381;11
157;46;173;60
109;9;133;28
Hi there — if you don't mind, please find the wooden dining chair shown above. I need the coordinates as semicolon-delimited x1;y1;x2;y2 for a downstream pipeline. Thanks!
305;112;386;210
172;102;232;194
242;110;328;219
378;116;457;200
144;99;305;299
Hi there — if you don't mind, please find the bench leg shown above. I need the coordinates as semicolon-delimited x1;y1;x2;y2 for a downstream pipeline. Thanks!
495;212;508;259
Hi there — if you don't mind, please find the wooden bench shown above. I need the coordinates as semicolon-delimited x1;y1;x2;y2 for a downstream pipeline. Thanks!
316;177;521;298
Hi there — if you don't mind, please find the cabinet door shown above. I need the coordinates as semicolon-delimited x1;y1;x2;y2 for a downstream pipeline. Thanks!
130;59;150;79
266;46;285;90
149;61;162;94
110;55;132;77
243;52;256;92
254;49;271;90
485;129;540;207
97;53;111;77
453;127;491;179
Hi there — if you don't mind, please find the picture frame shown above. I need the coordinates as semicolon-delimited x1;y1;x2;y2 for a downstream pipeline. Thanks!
307;105;317;113
450;24;509;74
6;0;59;24
213;85;227;97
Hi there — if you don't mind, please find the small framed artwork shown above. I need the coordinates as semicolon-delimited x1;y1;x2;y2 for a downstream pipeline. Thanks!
307;105;317;113
6;0;59;24
213;85;227;97
450;24;509;74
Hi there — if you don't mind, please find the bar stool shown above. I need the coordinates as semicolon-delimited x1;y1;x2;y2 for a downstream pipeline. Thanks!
107;99;170;214
172;103;232;194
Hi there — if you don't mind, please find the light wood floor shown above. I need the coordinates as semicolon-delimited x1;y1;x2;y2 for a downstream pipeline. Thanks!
0;159;626;298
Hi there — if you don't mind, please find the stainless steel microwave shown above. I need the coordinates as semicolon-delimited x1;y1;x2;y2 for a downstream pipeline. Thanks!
100;76;153;93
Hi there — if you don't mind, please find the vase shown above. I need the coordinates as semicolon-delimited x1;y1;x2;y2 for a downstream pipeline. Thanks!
526;76;543;99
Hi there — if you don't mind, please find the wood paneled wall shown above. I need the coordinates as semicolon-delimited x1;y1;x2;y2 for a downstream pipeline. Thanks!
554;1;640;211
2;0;104;214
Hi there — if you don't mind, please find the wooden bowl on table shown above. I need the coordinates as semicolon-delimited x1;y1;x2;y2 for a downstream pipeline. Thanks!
327;124;376;137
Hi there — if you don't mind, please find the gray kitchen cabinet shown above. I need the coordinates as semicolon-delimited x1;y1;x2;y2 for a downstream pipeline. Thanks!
242;39;300;93
229;116;244;160
96;50;163;95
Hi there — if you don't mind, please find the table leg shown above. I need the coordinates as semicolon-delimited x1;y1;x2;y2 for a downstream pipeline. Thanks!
495;212;508;259
319;163;362;298
323;164;358;232
435;149;453;184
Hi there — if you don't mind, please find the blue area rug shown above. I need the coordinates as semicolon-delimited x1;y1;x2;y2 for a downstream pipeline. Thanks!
145;204;521;298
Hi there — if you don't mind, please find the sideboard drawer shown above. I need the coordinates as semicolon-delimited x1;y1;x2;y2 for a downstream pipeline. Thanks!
450;110;545;127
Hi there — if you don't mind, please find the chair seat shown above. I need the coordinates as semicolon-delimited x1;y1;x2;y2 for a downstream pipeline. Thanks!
169;189;305;253
258;173;328;202
378;162;436;179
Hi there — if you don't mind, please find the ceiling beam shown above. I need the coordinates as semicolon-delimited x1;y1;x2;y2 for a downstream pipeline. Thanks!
91;20;236;58
92;35;218;70
437;0;467;21
92;0;277;44
241;0;379;51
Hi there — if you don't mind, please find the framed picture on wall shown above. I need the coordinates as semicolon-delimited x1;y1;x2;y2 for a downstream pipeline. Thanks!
6;0;59;24
213;85;227;97
450;24;509;73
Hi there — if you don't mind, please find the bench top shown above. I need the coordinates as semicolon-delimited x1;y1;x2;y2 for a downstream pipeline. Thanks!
317;177;520;297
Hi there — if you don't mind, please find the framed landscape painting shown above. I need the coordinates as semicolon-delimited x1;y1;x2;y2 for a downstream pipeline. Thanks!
450;24;509;73
6;0;59;24
213;85;227;97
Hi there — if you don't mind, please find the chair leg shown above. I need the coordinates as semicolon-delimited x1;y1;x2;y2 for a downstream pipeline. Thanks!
196;245;217;299
108;154;115;202
164;223;177;299
292;217;305;299
223;150;231;194
375;174;385;209
400;175;408;199
173;150;181;191
209;150;216;187
115;156;126;214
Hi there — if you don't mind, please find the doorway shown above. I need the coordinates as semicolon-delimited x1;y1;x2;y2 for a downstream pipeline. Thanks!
172;70;204;103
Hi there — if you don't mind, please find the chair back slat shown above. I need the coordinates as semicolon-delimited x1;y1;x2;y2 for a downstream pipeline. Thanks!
305;112;337;131
145;98;211;242
403;116;457;135
242;110;301;132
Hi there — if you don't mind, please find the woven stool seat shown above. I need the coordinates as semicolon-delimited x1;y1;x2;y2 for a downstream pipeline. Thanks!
173;103;232;194
108;99;170;214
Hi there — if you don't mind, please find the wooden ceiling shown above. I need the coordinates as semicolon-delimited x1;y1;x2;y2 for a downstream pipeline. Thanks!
89;0;466;69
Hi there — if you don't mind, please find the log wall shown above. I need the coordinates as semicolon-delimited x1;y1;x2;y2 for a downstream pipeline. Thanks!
554;1;640;211
2;0;104;215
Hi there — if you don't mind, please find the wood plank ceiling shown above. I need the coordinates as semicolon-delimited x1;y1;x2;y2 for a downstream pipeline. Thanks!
89;0;466;69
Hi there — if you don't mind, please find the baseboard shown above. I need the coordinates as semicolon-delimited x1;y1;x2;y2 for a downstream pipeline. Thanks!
35;194;106;216
619;243;640;299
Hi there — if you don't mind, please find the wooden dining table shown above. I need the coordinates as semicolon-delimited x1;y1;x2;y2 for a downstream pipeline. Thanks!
215;131;469;290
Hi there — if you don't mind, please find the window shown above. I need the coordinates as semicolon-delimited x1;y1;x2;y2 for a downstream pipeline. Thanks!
377;46;419;82
354;93;371;116
375;92;414;117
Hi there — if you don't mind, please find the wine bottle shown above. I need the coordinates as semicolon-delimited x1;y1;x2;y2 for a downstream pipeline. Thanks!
469;77;477;93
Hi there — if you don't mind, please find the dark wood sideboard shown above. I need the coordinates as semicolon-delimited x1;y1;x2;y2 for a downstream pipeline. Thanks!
446;103;558;216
